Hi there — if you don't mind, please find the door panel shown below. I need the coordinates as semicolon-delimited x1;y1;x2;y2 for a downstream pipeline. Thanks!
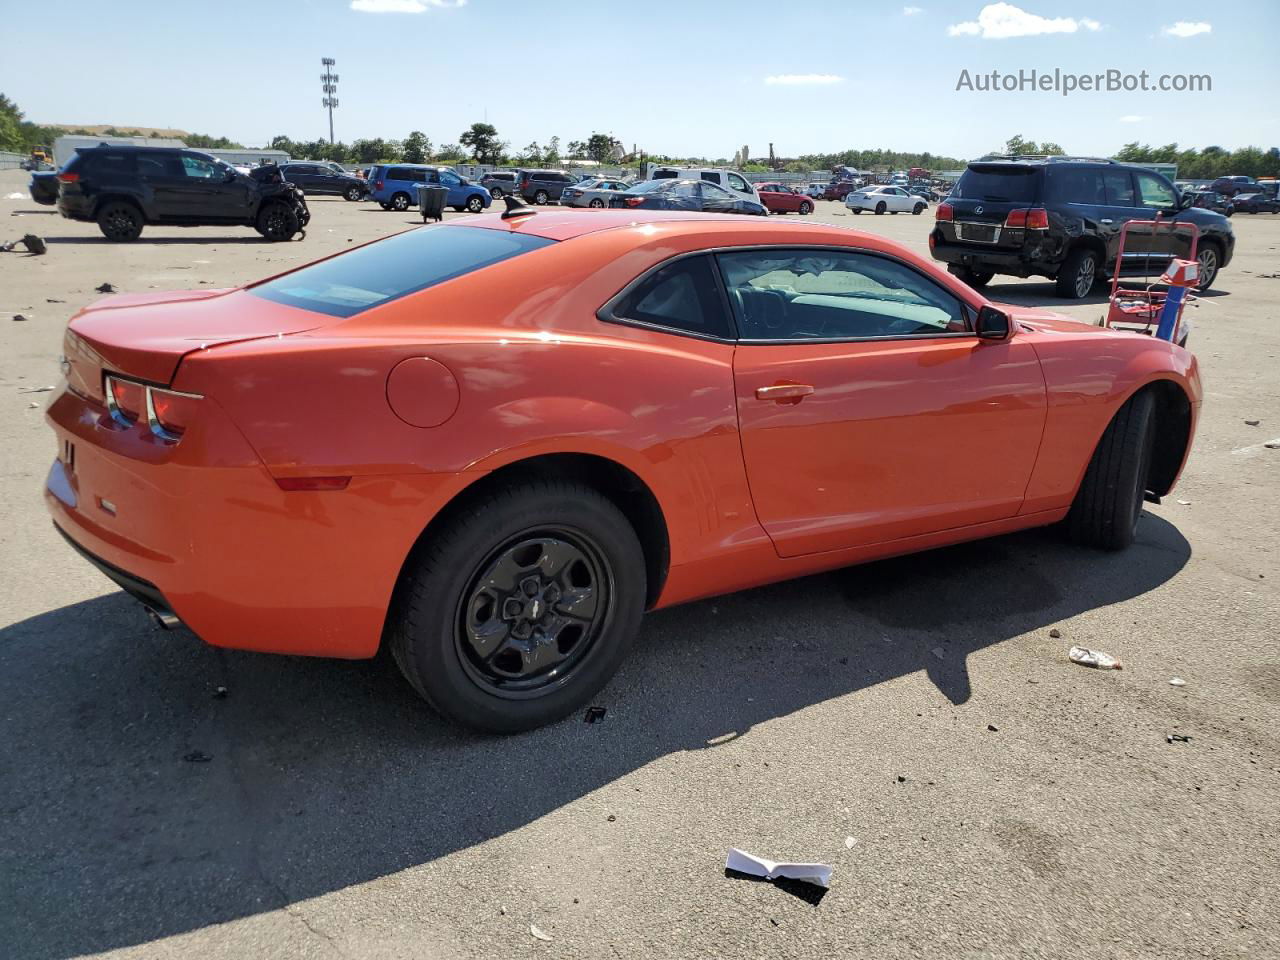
733;337;1047;556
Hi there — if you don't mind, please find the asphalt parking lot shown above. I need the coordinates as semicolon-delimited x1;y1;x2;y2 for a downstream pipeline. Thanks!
2;170;1278;959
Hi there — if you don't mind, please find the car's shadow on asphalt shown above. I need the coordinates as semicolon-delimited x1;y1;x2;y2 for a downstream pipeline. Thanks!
42;236;273;246
0;516;1190;958
992;283;1231;310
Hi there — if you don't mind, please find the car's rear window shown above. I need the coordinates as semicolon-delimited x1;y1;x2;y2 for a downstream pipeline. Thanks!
248;225;556;318
951;166;1041;203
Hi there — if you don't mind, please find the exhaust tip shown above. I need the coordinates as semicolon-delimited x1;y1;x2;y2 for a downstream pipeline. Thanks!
145;605;181;630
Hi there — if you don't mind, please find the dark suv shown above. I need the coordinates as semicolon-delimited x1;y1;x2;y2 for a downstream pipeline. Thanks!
278;162;367;201
57;146;310;242
517;169;576;205
930;157;1234;298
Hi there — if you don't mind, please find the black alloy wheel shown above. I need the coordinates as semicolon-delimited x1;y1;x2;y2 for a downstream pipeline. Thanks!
97;202;143;242
257;202;299;242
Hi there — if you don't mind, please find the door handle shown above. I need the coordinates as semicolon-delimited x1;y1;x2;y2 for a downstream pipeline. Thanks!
756;383;814;402
1100;218;1114;224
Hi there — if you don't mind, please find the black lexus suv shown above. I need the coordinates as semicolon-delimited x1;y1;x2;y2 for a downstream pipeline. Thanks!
930;156;1234;299
56;145;310;242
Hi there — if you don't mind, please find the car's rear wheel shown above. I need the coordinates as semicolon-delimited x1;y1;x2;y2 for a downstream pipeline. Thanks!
1196;244;1220;291
1055;246;1098;299
256;202;299;242
913;202;926;215
466;195;485;213
390;192;411;212
344;185;363;202
97;201;143;242
388;481;645;734
798;201;813;215
534;190;549;205
948;264;994;289
489;187;504;199
1066;390;1156;551
589;198;605;208
850;209;861;214
875;201;886;215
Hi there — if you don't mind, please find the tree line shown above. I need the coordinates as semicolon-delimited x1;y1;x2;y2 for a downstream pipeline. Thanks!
4;94;1278;180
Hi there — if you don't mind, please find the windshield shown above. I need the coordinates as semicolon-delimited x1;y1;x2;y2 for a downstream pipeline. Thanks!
952;166;1040;203
249;225;555;318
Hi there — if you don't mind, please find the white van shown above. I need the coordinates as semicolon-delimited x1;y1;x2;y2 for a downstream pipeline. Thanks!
643;165;760;202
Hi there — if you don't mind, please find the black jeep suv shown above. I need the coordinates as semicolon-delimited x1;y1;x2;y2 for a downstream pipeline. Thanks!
56;146;310;242
930;157;1234;298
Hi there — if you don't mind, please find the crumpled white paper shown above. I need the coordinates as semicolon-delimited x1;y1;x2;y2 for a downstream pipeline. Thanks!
725;848;832;889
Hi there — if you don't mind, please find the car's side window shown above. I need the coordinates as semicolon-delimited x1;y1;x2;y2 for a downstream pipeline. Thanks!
607;255;732;340
180;155;220;179
728;173;749;192
701;182;734;200
700;172;718;183
1135;173;1176;209
673;182;699;198
440;172;462;186
718;249;969;342
1103;171;1137;206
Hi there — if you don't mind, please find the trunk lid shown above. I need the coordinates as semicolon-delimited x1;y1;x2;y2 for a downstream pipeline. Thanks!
64;288;328;399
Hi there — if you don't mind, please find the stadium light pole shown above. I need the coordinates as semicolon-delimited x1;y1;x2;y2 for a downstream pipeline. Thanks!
321;58;339;145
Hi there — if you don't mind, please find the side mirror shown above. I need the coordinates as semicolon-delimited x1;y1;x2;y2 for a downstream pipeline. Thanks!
976;305;1013;341
223;167;237;182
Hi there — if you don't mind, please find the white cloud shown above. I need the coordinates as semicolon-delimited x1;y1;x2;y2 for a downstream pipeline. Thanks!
764;74;845;86
948;3;1103;38
1162;21;1211;38
350;0;465;13
903;6;924;14
1119;115;1145;123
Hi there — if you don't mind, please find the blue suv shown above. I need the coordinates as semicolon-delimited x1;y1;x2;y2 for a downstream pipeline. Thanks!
367;164;492;213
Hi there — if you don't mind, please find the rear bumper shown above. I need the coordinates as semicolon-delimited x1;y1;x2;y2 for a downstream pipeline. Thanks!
930;235;1057;278
53;519;179;627
44;383;477;659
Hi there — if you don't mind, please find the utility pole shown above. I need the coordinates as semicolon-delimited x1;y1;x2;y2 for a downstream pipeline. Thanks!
321;58;339;145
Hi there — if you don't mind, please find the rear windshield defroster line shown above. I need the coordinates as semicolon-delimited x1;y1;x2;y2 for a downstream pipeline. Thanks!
248;224;556;318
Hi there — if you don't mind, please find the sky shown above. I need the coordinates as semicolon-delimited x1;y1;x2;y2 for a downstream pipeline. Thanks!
3;0;1277;161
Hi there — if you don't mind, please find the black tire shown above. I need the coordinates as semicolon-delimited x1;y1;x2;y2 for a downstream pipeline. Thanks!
388;480;646;734
913;202;926;215
875;201;886;215
390;192;411;212
1195;243;1220;292
96;201;143;242
1055;246;1099;299
466;194;485;213
489;187;504;200
850;209;861;215
589;198;605;208
256;202;299;242
344;185;363;202
534;190;549;205
1066;390;1156;551
379;202;391;210
948;264;995;289
798;201;813;215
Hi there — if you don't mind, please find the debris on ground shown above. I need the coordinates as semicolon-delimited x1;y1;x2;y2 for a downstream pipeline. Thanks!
987;724;999;732
896;775;907;783
607;815;616;822
1167;733;1192;744
27;401;38;408
930;647;945;660
1169;677;1187;687
95;282;116;293
1049;628;1062;639
1068;646;1122;670
725;848;832;889
1266;440;1280;450
529;924;553;942
12;314;28;322
844;836;856;849
583;705;606;724
212;686;228;699
1176;499;1192;505
5;192;25;200
1245;420;1260;426
19;385;55;393
182;751;212;763
1;234;46;254
45;298;63;303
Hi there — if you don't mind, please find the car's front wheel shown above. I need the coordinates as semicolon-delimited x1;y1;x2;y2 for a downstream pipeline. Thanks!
256;201;300;242
388;481;645;734
97;201;144;242
1066;390;1155;551
799;201;813;215
875;201;887;215
913;202;926;215
466;195;485;213
1055;246;1098;299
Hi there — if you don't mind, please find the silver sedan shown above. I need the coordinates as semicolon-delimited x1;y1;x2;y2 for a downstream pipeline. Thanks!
560;178;632;208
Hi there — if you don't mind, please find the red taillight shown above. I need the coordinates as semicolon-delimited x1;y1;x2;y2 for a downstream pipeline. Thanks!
375;180;384;189
149;387;201;438
935;202;954;221
625;196;645;207
1006;207;1048;229
57;172;80;183
107;377;145;420
275;476;352;492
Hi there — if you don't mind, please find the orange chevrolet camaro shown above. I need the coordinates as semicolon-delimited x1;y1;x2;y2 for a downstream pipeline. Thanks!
44;206;1201;732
